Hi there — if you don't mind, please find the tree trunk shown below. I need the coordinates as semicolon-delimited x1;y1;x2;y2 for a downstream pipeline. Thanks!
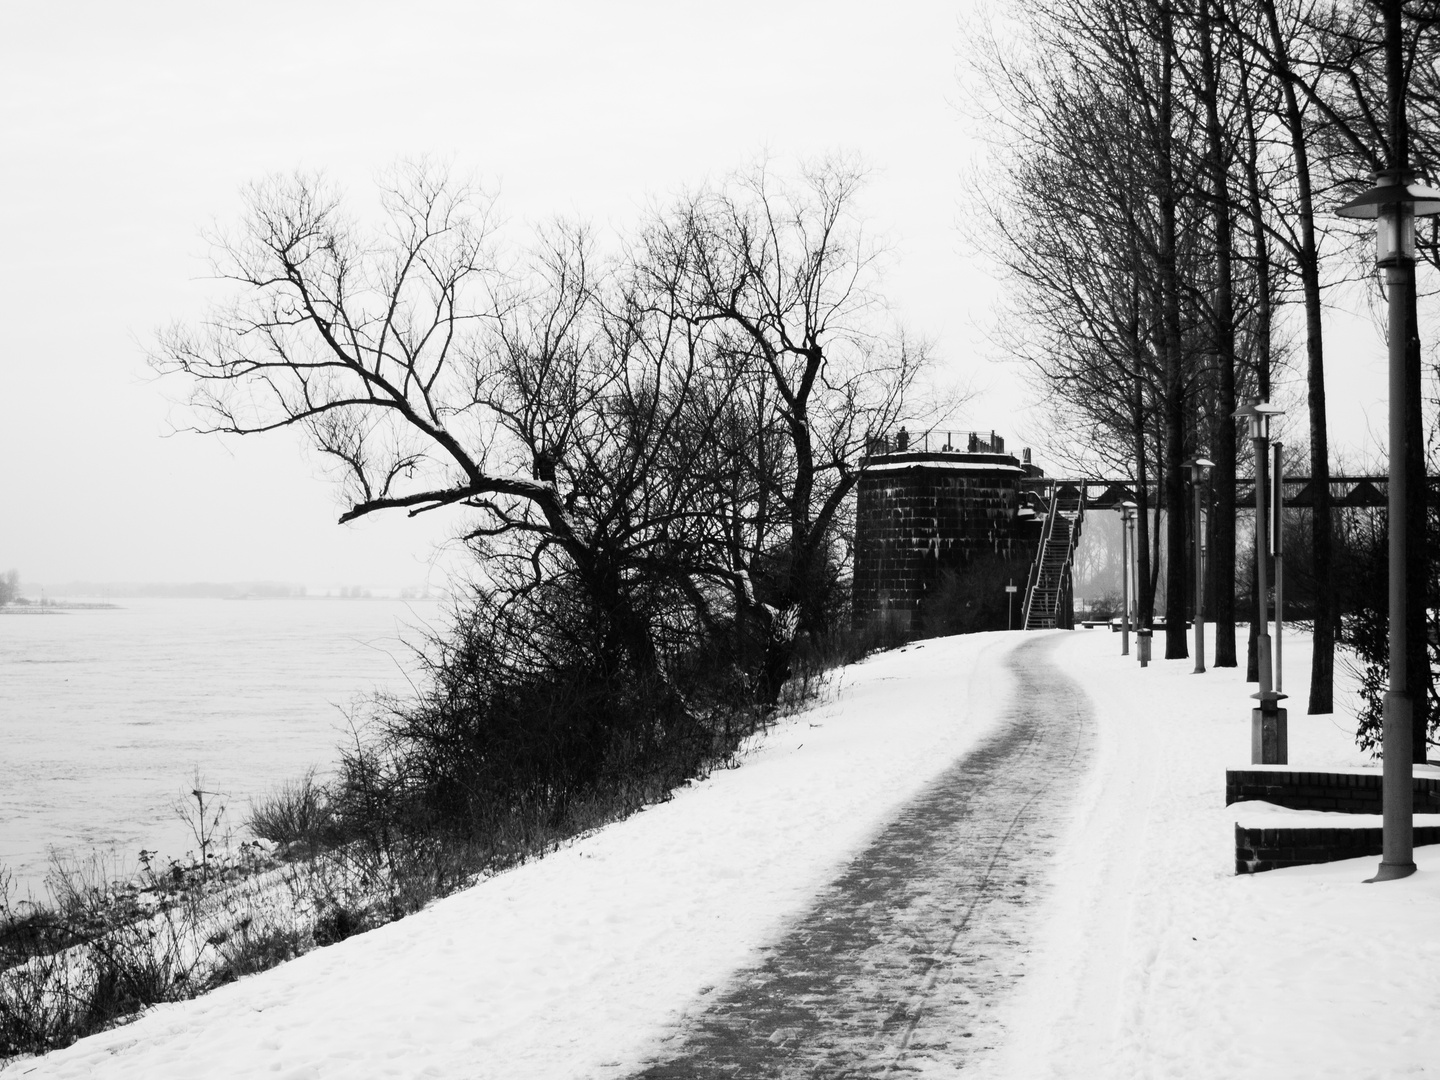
1259;0;1334;713
1150;418;1167;619
1404;247;1432;761
1237;56;1274;682
1157;0;1189;660
1135;368;1155;626
1246;561;1260;681
1201;0;1240;668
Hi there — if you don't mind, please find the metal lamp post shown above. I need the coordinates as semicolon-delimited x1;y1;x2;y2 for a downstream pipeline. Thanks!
1119;501;1136;656
1183;453;1214;674
1127;502;1140;662
1235;400;1286;763
1337;170;1440;881
1272;442;1285;694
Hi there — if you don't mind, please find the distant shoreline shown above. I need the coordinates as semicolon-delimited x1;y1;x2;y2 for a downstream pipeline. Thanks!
0;602;121;613
5;595;442;606
15;590;441;602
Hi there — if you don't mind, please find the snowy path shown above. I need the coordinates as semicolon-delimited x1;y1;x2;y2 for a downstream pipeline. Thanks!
10;632;1041;1080
631;633;1095;1078
14;628;1437;1078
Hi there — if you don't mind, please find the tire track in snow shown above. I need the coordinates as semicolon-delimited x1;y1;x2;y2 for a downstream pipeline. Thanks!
624;632;1095;1079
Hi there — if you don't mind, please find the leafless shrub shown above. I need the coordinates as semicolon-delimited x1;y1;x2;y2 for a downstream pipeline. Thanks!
247;769;337;858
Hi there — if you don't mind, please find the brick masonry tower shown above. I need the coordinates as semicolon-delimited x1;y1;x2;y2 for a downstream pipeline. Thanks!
851;429;1046;635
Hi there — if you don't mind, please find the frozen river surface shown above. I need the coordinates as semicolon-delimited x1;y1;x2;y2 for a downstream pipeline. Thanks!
0;598;442;899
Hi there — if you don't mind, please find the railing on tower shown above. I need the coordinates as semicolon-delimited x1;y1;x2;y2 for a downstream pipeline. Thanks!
865;429;1008;457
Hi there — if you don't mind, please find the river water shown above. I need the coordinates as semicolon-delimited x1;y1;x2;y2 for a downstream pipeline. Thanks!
0;598;443;901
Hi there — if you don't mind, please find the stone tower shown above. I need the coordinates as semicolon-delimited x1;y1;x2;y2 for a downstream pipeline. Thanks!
850;429;1045;635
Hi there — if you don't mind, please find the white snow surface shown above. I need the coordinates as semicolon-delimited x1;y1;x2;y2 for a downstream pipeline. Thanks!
12;628;1439;1078
991;627;1440;1080
14;633;1014;1078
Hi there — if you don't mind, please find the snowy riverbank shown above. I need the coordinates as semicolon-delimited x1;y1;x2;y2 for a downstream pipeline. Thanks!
12;627;1436;1079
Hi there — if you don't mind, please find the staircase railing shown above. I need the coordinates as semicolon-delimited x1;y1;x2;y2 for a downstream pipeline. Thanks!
1020;480;1056;630
1024;484;1086;630
1056;495;1085;629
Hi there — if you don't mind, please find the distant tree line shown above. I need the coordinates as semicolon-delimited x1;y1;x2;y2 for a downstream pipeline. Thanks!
971;0;1440;757
0;570;18;606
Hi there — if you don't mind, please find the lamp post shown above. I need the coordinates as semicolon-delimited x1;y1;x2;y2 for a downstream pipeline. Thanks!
1119;501;1136;656
1272;442;1285;694
1183;453;1214;674
1235;400;1286;763
1127;502;1140;661
1337;170;1440;881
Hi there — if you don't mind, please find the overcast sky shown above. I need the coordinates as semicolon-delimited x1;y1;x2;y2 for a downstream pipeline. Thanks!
0;1;1398;589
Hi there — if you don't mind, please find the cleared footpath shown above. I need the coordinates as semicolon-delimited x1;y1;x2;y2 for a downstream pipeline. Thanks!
631;632;1097;1078
15;632;1093;1080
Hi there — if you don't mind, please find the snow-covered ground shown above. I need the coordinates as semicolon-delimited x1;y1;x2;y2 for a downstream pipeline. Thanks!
10;627;1437;1079
992;627;1440;1080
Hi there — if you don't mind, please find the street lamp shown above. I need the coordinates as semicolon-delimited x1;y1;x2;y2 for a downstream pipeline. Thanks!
1183;453;1214;674
1234;400;1286;763
1336;171;1440;264
1118;501;1136;657
1337;169;1440;882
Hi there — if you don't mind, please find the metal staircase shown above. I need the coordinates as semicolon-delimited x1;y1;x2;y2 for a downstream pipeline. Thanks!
1022;484;1084;630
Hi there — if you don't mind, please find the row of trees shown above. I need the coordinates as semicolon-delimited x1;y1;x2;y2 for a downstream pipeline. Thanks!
972;0;1440;747
157;160;926;715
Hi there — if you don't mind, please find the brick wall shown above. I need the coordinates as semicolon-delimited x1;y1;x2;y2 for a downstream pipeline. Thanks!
851;458;1039;633
1225;769;1440;814
1235;823;1440;874
1228;769;1440;874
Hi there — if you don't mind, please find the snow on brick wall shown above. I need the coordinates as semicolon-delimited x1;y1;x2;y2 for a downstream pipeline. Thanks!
1234;823;1440;874
1225;769;1440;814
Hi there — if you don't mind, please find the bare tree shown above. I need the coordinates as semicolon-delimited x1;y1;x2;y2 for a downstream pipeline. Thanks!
155;166;710;689
971;0;1230;632
639;160;928;656
157;159;930;709
156;165;554;527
